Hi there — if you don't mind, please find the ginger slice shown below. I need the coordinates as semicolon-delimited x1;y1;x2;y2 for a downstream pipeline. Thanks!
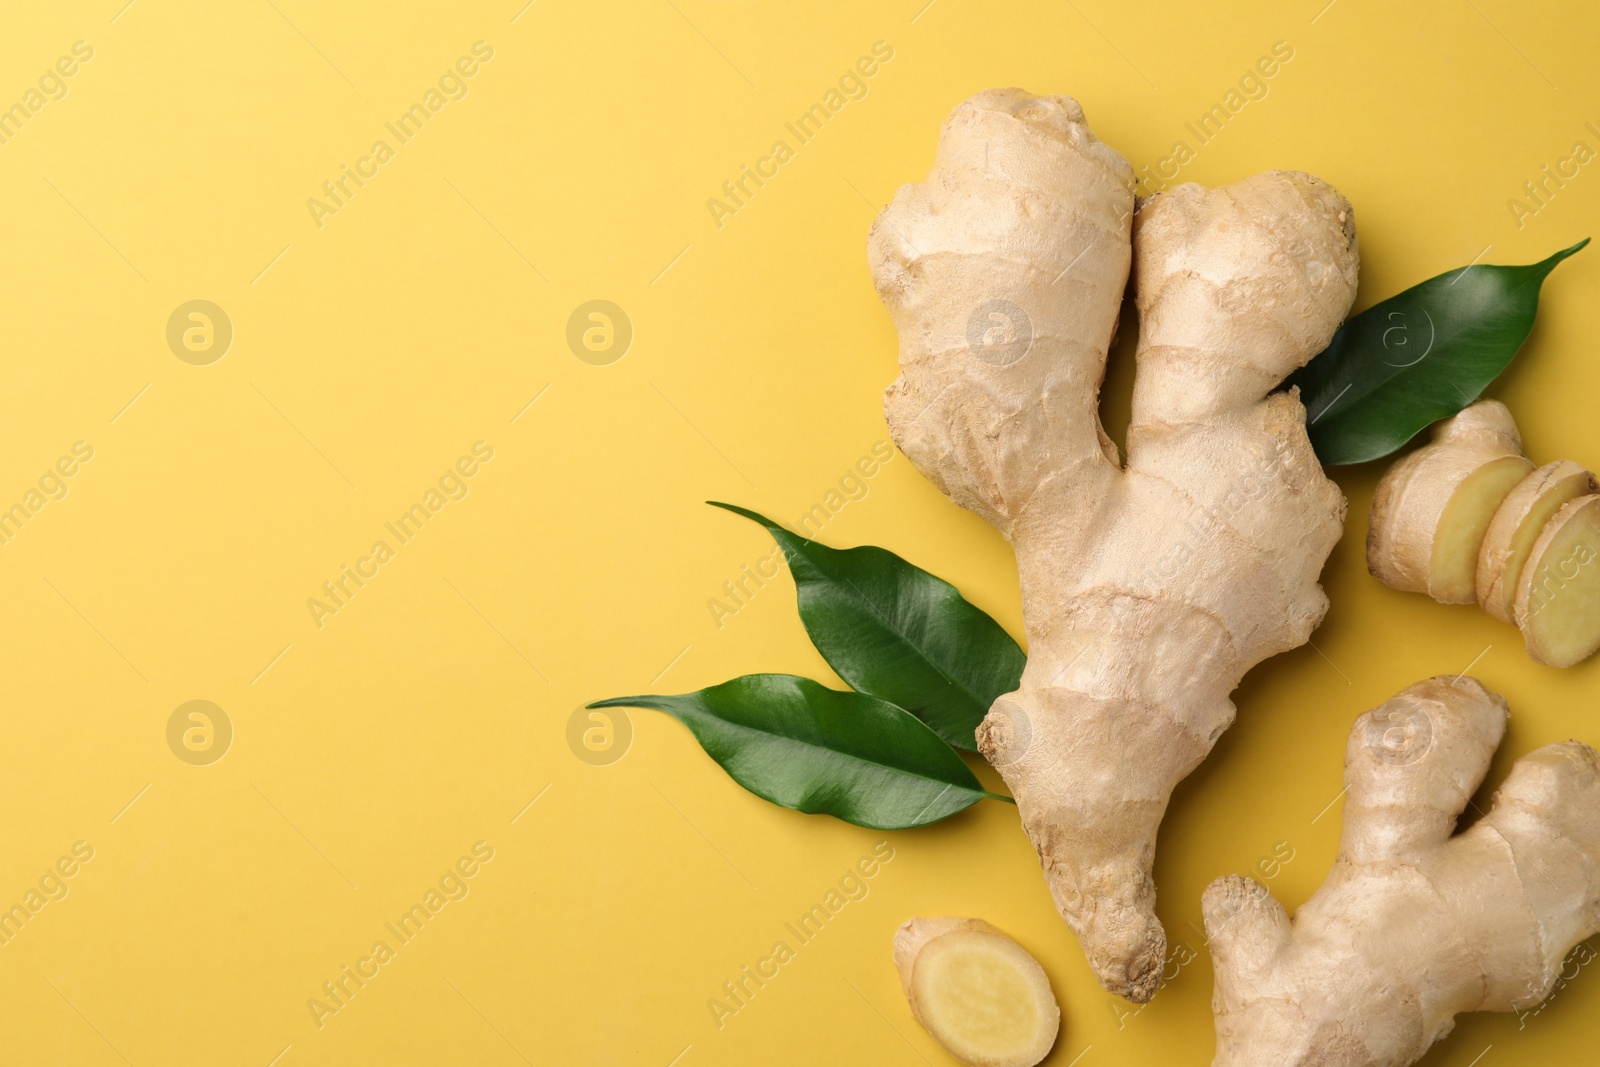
1368;401;1531;603
1370;402;1599;666
1514;494;1600;666
1478;460;1597;621
1427;455;1537;602
894;917;1059;1067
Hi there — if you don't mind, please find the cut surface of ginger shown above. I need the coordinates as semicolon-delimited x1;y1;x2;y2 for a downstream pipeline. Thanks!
1429;455;1535;602
896;918;1058;1067
1479;461;1597;621
1515;494;1600;667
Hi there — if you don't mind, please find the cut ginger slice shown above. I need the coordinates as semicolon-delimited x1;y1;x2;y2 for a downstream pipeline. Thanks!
1427;455;1537;603
894;917;1059;1067
1514;494;1600;667
1478;460;1597;622
1368;401;1531;603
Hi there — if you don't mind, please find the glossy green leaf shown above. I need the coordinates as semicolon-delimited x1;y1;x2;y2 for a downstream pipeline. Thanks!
1285;239;1587;466
709;502;1024;751
591;675;1002;829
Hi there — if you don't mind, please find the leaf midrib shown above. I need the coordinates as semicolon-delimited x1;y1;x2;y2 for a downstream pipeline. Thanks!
682;706;979;791
822;556;989;715
600;695;980;793
1319;269;1543;419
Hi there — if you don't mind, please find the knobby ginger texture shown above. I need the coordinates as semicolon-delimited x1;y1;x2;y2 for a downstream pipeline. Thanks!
868;89;1358;1000
1206;677;1600;1066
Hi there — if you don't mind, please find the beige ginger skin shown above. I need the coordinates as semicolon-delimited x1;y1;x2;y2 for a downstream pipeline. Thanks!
1367;400;1531;602
1205;677;1600;1066
868;88;1358;1000
1368;400;1600;666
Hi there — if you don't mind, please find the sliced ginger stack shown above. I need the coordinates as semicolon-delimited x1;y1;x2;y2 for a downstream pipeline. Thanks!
1368;399;1600;665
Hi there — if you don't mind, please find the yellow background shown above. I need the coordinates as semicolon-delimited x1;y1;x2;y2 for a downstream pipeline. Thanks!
2;0;1597;1063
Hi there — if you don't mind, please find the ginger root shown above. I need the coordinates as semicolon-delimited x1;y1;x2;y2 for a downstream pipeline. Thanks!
869;89;1357;1000
1205;677;1600;1066
1368;400;1600;665
894;917;1059;1067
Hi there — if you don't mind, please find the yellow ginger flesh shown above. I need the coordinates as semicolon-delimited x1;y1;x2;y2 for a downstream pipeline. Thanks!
1369;401;1600;665
894;917;1059;1067
1429;455;1536;602
869;88;1356;1001
1478;459;1596;621
1367;400;1531;603
1515;494;1600;666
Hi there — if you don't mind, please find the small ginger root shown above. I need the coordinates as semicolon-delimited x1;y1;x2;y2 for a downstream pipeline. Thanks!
1205;677;1600;1067
870;88;1356;1000
1368;400;1532;603
894;917;1059;1067
1368;400;1600;664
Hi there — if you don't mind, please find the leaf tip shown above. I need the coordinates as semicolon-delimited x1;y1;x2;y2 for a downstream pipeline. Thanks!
706;499;767;525
1542;237;1590;269
587;696;641;709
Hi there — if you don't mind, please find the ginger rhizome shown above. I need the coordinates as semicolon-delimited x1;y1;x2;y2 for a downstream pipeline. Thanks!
868;88;1358;1001
1368;400;1600;666
894;917;1059;1067
1205;677;1600;1066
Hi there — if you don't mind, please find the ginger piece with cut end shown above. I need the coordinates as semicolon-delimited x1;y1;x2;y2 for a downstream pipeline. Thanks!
1368;401;1600;664
1205;676;1600;1067
894;917;1059;1067
1368;400;1532;603
1514;493;1600;666
870;88;1356;1001
1478;459;1597;621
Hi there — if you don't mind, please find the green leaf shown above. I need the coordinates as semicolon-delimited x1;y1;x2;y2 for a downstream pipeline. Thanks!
708;502;1025;751
591;675;1001;829
1285;239;1587;466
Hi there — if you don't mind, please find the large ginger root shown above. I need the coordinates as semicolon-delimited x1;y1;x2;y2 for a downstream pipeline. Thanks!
1205;677;1600;1066
1368;401;1600;665
894;917;1060;1067
868;88;1357;1000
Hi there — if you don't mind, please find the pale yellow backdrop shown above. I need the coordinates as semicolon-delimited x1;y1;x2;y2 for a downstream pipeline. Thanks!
1;0;1596;1064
